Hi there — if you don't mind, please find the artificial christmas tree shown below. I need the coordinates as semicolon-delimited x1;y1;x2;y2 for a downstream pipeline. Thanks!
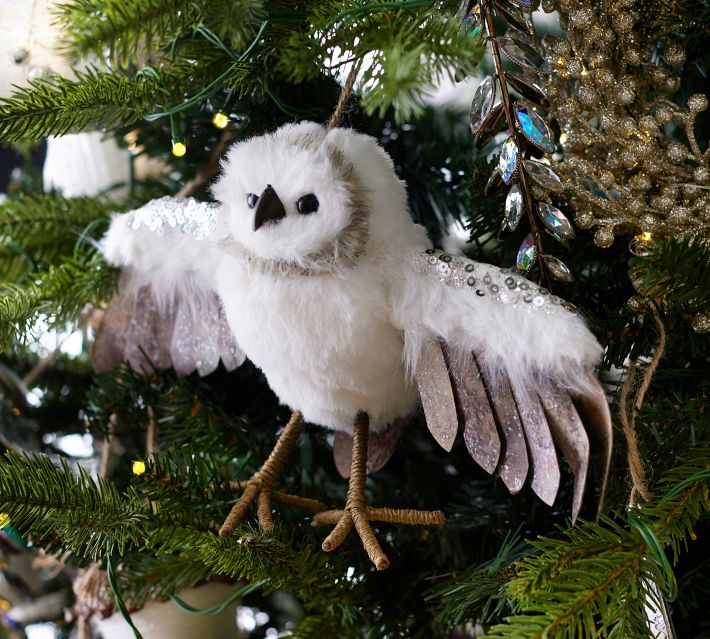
0;1;708;638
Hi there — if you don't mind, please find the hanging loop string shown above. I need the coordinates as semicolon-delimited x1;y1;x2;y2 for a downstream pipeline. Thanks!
327;61;361;130
620;304;667;507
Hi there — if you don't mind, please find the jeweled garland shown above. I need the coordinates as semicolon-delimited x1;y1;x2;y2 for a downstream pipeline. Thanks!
459;0;575;287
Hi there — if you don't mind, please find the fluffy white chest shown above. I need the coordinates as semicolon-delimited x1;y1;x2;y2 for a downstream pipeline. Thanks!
216;256;418;433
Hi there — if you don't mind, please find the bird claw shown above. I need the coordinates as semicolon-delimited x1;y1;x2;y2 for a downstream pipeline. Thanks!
218;412;308;537
314;505;445;571
314;412;444;570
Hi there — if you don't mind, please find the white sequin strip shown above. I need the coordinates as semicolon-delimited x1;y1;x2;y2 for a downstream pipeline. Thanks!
127;196;218;240
414;249;575;315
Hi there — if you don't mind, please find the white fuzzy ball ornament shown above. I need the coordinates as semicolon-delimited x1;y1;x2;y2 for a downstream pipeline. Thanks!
97;122;612;570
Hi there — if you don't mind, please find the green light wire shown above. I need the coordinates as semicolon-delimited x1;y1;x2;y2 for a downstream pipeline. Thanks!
106;558;144;639
170;580;267;616
325;0;435;28
627;512;678;601
144;20;269;122
659;469;710;502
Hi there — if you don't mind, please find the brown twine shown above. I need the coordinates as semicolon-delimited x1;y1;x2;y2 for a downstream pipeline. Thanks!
99;414;116;479
230;481;325;513
326;62;361;131
316;412;445;571
219;411;304;537
620;305;667;507
146;405;156;460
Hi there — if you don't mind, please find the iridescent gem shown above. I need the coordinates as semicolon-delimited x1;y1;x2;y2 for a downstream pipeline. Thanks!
538;202;576;239
542;254;574;284
523;159;563;193
499;138;519;184
463;4;483;39
516;233;537;274
470;76;496;135
505;185;524;230
508;0;534;9
516;105;554;153
499;34;551;74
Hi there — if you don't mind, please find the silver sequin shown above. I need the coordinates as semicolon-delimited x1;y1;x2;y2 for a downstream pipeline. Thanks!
414;249;568;315
126;196;218;240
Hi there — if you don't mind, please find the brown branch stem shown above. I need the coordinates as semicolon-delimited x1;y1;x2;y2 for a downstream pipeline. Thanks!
483;5;551;290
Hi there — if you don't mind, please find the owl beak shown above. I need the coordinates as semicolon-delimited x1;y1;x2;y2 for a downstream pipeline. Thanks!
253;185;286;231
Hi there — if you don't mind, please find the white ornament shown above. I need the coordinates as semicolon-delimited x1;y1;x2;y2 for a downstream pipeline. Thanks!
99;121;612;525
0;0;77;99
95;583;243;639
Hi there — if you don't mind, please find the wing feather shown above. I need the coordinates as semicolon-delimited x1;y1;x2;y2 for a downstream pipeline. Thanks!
97;197;245;376
400;248;611;518
442;345;500;474
414;339;458;452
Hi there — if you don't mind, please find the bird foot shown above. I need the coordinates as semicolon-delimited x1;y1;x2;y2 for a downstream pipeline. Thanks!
313;412;445;570
219;412;320;537
314;506;445;570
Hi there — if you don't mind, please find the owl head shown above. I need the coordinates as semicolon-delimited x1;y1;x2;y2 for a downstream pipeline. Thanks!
211;121;427;270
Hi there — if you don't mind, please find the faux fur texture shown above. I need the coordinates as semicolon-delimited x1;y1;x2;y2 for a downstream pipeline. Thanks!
102;121;603;434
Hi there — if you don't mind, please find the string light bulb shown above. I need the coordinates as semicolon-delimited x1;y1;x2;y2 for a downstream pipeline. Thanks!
212;112;229;129
172;141;187;157
0;513;9;529
132;460;146;476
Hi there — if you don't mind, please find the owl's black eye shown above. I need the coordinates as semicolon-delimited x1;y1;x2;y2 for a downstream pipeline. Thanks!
296;194;319;215
247;193;259;209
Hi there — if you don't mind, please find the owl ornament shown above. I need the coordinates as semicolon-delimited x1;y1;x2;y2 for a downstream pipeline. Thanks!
97;122;612;570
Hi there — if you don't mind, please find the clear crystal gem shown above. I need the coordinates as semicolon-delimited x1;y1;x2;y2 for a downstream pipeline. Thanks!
538;202;576;239
485;168;503;195
542;254;573;283
470;76;496;135
505;185;524;230
499;34;551;74
499;138;519;184
523;159;563;193
516;105;554;153
506;72;549;106
516;233;536;273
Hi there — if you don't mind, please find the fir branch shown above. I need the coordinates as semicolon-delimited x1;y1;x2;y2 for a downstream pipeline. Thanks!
198;526;360;606
58;0;267;64
278;3;484;121
0;254;115;348
483;452;710;639
629;236;710;314
427;532;528;631
0;70;161;143
0;452;148;559
116;553;214;609
0;195;115;280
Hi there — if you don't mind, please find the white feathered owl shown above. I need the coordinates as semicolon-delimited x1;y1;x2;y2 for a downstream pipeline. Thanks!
98;121;611;570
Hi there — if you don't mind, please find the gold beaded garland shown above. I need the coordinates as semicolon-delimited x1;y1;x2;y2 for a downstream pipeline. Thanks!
532;0;709;248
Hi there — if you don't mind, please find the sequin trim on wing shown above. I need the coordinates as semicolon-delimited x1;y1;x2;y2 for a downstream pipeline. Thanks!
126;196;218;240
414;249;576;315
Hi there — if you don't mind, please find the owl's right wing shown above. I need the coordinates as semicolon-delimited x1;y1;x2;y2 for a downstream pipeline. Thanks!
95;197;245;376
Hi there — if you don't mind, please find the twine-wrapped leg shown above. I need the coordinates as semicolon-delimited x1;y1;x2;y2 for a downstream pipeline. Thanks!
220;411;321;537
314;412;446;571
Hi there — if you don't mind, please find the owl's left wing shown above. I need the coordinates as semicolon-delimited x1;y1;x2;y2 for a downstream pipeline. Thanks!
95;197;244;377
392;248;612;521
